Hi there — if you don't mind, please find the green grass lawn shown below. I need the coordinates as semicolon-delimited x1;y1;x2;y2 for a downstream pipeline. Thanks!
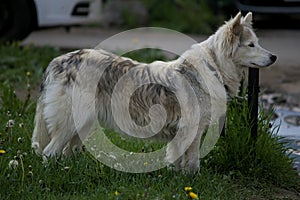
0;44;299;199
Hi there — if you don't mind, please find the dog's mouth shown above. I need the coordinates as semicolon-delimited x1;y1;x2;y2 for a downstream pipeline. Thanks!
250;62;271;68
250;55;277;68
250;62;263;68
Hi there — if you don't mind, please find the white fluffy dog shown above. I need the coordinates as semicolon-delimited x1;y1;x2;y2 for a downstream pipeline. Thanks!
32;12;276;172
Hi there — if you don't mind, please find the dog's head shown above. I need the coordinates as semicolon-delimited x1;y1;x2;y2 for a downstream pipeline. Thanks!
210;12;277;96
216;12;277;68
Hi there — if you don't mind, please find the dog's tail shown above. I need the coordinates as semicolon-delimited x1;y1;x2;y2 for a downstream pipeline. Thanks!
31;93;50;155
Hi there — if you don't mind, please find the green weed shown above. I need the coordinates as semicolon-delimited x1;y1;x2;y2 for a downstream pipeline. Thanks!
207;97;300;189
141;0;224;34
0;42;61;88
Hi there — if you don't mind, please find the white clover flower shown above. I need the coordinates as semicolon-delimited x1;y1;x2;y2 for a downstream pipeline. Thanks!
17;137;23;143
108;154;116;159
9;160;19;169
28;171;33;176
7;119;14;128
113;163;124;170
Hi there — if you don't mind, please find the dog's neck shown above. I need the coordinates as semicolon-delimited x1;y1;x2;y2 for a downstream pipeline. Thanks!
177;36;245;97
203;35;245;96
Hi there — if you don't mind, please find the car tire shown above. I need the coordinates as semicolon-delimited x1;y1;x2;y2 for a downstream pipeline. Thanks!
0;0;33;42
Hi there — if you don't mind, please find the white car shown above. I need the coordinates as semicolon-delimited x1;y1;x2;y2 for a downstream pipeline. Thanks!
0;0;102;42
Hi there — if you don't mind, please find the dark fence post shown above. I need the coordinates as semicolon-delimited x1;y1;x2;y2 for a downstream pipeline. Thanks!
248;68;259;138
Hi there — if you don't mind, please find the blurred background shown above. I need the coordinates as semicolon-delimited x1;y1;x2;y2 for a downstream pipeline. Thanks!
2;0;300;40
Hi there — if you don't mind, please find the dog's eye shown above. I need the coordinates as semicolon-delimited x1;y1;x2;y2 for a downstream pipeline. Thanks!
248;42;254;47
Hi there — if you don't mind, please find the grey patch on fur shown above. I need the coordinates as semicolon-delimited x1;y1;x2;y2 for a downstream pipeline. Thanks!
97;59;137;95
40;50;89;91
93;55;182;140
63;50;88;86
204;60;224;85
40;70;49;92
129;83;181;137
177;59;211;120
95;57;138;127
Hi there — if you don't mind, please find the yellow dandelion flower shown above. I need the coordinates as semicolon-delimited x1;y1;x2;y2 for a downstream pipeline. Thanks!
26;71;31;76
189;192;198;199
0;149;6;154
114;190;120;196
184;187;192;191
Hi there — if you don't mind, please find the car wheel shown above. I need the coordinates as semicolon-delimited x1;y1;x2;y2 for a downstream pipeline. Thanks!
0;0;33;42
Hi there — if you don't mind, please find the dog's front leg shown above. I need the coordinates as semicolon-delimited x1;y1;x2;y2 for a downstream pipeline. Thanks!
166;139;183;171
166;124;200;172
166;140;184;171
182;133;201;173
182;124;207;173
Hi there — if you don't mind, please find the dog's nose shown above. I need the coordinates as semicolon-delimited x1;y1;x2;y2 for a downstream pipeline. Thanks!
270;54;277;63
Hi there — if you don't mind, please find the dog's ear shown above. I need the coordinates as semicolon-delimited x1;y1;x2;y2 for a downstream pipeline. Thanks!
220;12;242;57
242;12;253;27
230;12;243;36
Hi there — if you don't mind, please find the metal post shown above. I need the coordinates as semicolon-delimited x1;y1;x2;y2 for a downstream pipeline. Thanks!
248;68;259;138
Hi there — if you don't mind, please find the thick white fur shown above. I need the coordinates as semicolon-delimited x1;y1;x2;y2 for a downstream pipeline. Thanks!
32;12;276;172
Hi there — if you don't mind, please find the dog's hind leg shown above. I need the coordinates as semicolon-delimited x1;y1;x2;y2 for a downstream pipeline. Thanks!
40;84;77;157
42;106;77;157
166;123;207;173
31;93;51;155
166;124;195;171
42;87;96;158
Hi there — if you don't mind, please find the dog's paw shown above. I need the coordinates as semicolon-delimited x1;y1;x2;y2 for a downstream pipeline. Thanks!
184;160;200;173
31;142;39;149
42;155;49;165
62;144;82;158
31;142;42;155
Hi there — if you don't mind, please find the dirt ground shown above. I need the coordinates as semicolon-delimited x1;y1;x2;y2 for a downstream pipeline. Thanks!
256;30;300;107
260;62;300;107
